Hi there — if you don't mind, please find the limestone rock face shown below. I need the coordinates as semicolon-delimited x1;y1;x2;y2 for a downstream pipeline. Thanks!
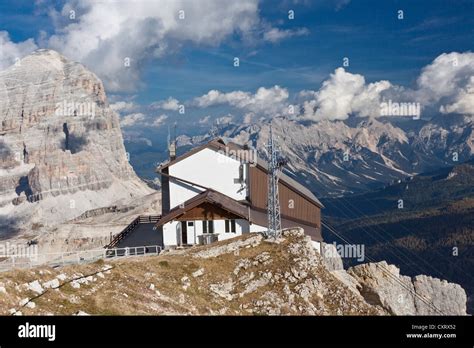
321;242;344;271
346;261;467;315
0;49;152;231
347;261;417;315
413;275;467;315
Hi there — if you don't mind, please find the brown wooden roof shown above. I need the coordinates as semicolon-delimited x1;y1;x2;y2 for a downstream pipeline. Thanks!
157;137;323;208
156;189;249;227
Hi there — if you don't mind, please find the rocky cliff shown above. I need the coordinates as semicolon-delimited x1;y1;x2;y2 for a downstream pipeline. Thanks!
323;241;467;315
342;262;466;315
0;229;466;315
0;49;152;234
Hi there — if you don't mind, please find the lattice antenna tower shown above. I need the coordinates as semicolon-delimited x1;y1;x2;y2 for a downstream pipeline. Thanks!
266;123;283;239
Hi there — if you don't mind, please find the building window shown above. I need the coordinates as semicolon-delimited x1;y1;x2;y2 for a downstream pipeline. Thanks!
202;220;214;234
187;221;194;227
225;219;236;233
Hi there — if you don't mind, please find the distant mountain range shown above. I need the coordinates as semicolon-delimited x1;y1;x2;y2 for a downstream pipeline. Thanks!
152;114;473;197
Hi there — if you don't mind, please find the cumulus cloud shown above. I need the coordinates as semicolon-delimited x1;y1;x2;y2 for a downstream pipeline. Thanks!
416;52;474;115
301;68;392;121
124;51;473;124
439;77;474;115
299;51;474;121
0;31;38;70
46;0;264;91
194;85;289;116
263;27;309;43
151;97;181;111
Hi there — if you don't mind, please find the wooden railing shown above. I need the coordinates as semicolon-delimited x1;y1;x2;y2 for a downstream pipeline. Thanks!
139;215;161;223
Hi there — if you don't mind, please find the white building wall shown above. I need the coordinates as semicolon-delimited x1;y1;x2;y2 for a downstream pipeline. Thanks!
216;219;246;241
163;221;179;246
249;223;267;233
162;219;252;247
168;148;247;209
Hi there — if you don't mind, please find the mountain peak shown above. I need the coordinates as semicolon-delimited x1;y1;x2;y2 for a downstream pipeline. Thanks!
31;48;65;59
0;46;152;232
2;49;78;75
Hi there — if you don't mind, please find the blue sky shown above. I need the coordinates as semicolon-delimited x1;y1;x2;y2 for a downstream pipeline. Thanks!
1;0;473;128
137;0;474;102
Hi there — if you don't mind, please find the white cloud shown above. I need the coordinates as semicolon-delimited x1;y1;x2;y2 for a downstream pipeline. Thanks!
263;27;309;43
439;76;474;115
46;0;265;91
151;97;180;111
120;112;146;127
416;52;474;115
0;31;38;70
118;51;474;124
351;79;394;117
110;101;138;113
298;89;318;99
194;85;289;116
301;67;392;121
152;114;169;127
299;52;474;121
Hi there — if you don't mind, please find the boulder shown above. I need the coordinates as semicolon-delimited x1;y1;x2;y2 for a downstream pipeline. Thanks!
413;275;467;315
346;261;467;315
348;261;416;315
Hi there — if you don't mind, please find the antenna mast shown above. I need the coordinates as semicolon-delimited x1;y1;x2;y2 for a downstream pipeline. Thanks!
168;123;177;161
266;123;282;239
